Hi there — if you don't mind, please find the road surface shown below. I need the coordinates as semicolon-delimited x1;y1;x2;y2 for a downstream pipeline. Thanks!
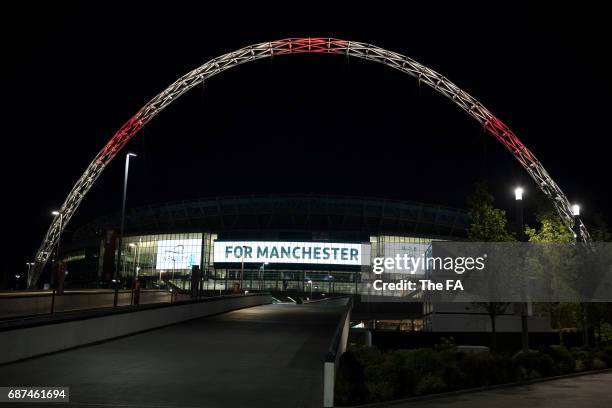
0;302;344;407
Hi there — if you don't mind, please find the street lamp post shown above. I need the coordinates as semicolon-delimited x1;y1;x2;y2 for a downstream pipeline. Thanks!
515;187;529;352
51;210;64;292
115;153;137;282
26;262;35;287
307;279;313;299
572;204;589;346
113;152;137;307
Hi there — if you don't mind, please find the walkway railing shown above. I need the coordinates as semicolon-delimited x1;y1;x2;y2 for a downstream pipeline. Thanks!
0;289;184;319
323;296;353;407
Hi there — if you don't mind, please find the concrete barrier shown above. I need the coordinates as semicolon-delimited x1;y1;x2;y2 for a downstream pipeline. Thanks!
323;297;353;407
0;294;271;364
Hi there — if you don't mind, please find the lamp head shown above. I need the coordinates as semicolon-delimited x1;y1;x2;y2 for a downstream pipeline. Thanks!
514;187;524;201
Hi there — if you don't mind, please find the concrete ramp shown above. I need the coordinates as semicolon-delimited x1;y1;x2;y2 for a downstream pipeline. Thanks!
0;301;346;408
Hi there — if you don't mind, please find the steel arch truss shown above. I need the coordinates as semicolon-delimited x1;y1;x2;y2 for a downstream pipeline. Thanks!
28;38;589;286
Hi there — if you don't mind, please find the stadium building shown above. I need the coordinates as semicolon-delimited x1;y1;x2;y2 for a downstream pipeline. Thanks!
59;194;550;332
61;194;468;291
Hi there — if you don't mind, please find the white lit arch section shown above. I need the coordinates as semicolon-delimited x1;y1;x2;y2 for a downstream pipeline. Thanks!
28;38;589;286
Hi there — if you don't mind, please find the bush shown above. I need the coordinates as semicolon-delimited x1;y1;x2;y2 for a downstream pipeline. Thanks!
540;345;575;374
457;351;513;387
334;351;368;406
336;343;611;405
434;337;456;351
441;363;467;391
592;358;607;370
361;349;412;401
414;373;446;395
569;347;609;371
513;350;555;379
405;349;444;377
366;380;395;402
353;346;382;367
597;345;612;366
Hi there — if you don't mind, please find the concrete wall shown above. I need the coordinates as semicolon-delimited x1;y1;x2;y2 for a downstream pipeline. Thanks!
425;313;552;332
323;297;352;408
0;294;271;365
424;302;552;332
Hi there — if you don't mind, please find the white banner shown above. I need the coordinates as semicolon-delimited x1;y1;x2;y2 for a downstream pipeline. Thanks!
213;241;369;266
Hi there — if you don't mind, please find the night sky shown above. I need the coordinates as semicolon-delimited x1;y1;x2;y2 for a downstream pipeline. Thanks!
2;3;611;286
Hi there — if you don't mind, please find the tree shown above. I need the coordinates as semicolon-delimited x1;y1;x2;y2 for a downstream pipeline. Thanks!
585;214;612;345
589;213;612;242
525;205;573;244
467;181;515;242
526;203;579;345
466;181;515;352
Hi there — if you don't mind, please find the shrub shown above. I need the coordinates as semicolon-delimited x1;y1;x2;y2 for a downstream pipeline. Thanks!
365;380;395;402
362;350;413;400
405;349;444;377
489;353;515;384
592;358;607;370
334;351;369;406
414;373;447;395
434;337;456;351
569;346;609;371
597;345;612;367
454;351;513;387
353;346;382;367
441;363;467;391
540;345;575;374
513;350;555;379
570;347;590;364
337;343;612;405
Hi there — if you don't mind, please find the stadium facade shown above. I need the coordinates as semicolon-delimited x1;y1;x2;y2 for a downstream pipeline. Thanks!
59;195;552;332
61;195;469;292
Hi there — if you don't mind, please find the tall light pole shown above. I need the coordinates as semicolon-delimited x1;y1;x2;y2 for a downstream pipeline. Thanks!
514;187;529;352
572;203;589;346
26;262;35;287
115;153;137;282
51;210;63;290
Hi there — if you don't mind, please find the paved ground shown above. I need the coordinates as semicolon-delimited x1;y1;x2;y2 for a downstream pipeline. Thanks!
396;371;612;408
0;302;345;408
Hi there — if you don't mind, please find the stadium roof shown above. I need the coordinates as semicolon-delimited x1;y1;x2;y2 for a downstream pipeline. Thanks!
72;194;470;241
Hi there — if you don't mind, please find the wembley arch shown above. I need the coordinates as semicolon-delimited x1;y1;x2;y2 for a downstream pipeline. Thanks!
28;38;589;287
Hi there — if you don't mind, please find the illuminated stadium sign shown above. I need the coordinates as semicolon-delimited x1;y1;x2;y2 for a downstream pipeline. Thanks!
213;241;368;266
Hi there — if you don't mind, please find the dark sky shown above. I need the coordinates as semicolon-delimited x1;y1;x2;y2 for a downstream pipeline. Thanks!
2;2;611;284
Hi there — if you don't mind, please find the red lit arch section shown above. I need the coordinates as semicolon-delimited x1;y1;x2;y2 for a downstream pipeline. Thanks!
28;38;588;286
